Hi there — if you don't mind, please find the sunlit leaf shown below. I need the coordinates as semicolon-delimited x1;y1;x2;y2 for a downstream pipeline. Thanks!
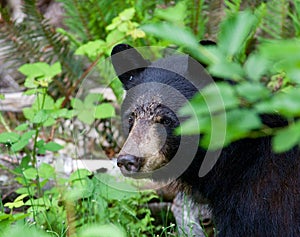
273;121;300;153
0;132;20;144
218;10;257;57
95;103;115;119
39;163;55;179
79;224;126;237
44;142;63;152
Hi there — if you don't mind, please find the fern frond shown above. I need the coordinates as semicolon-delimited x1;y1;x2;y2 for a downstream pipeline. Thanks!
259;0;292;39
288;0;300;37
184;0;208;39
0;0;83;99
225;0;242;13
59;0;131;43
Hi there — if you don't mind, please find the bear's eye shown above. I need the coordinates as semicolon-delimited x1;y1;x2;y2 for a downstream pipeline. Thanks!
128;113;135;126
160;117;173;126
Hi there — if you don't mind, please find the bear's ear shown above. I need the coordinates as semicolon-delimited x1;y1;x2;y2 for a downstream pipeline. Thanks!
111;44;150;90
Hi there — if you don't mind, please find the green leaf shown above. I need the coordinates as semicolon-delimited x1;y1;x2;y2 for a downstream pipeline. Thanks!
43;117;56;127
142;22;198;49
4;201;24;209
15;194;28;202
271;88;300;116
23;107;35;121
50;62;62;78
41;94;55;110
19;62;61;83
23;167;38;180
155;2;187;25
19;155;31;170
106;18;121;31
95;173;138;200
36;139;46;154
225;109;262;143
117;22;129;32
36;139;45;148
110;78;124;103
75;40;105;58
54;97;65;108
44;142;63;152
16;186;34;195
71;98;84;110
244;54;271;81
2;224;49;237
178;114;209;135
218;10;257;57
106;8;135;31
72;95;101;124
19;63;45;77
11;139;29;152
68;178;95;200
38;163;55;179
78;109;95;125
0;132;20;144
32;110;49;124
105;31;125;53
95;103;115;119
28;94;55;112
197;82;240;115
15;123;29;131
51;108;70;119
79;224;126;237
259;39;300;83
142;22;217;64
69;169;92;182
21;131;35;141
84;93;103;106
24;197;50;207
236;82;271;103
273;121;300;153
119;8;135;21
209;60;245;81
180;83;240;137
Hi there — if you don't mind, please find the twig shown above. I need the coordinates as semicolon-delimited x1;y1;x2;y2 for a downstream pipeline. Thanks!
0;112;11;132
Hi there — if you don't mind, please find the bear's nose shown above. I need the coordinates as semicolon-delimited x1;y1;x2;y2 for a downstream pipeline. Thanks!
117;154;141;172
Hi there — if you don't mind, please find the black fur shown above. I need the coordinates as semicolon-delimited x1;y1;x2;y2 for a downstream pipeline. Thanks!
111;44;300;236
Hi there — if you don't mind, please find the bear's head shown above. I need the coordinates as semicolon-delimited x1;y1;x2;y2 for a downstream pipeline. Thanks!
111;44;212;180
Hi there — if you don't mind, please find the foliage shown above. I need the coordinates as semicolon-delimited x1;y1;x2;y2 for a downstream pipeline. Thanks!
0;61;169;236
58;0;177;45
1;1;300;237
71;94;115;125
0;166;159;237
0;0;83;100
142;1;300;152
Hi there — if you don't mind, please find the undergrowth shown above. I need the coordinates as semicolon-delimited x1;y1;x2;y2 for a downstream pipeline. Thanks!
1;0;300;236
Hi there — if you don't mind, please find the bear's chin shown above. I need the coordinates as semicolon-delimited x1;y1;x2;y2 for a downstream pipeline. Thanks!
119;167;153;179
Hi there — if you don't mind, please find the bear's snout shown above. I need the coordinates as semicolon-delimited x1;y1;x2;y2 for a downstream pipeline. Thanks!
117;154;141;173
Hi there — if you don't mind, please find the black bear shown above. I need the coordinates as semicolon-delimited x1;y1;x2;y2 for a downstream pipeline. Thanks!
111;43;300;237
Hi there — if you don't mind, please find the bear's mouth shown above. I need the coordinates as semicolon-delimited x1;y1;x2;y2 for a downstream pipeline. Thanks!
117;153;168;179
118;158;152;179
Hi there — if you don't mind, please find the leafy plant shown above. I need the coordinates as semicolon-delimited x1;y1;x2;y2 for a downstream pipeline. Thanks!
0;0;84;99
142;2;300;152
71;94;115;125
0;61;167;236
2;1;300;237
